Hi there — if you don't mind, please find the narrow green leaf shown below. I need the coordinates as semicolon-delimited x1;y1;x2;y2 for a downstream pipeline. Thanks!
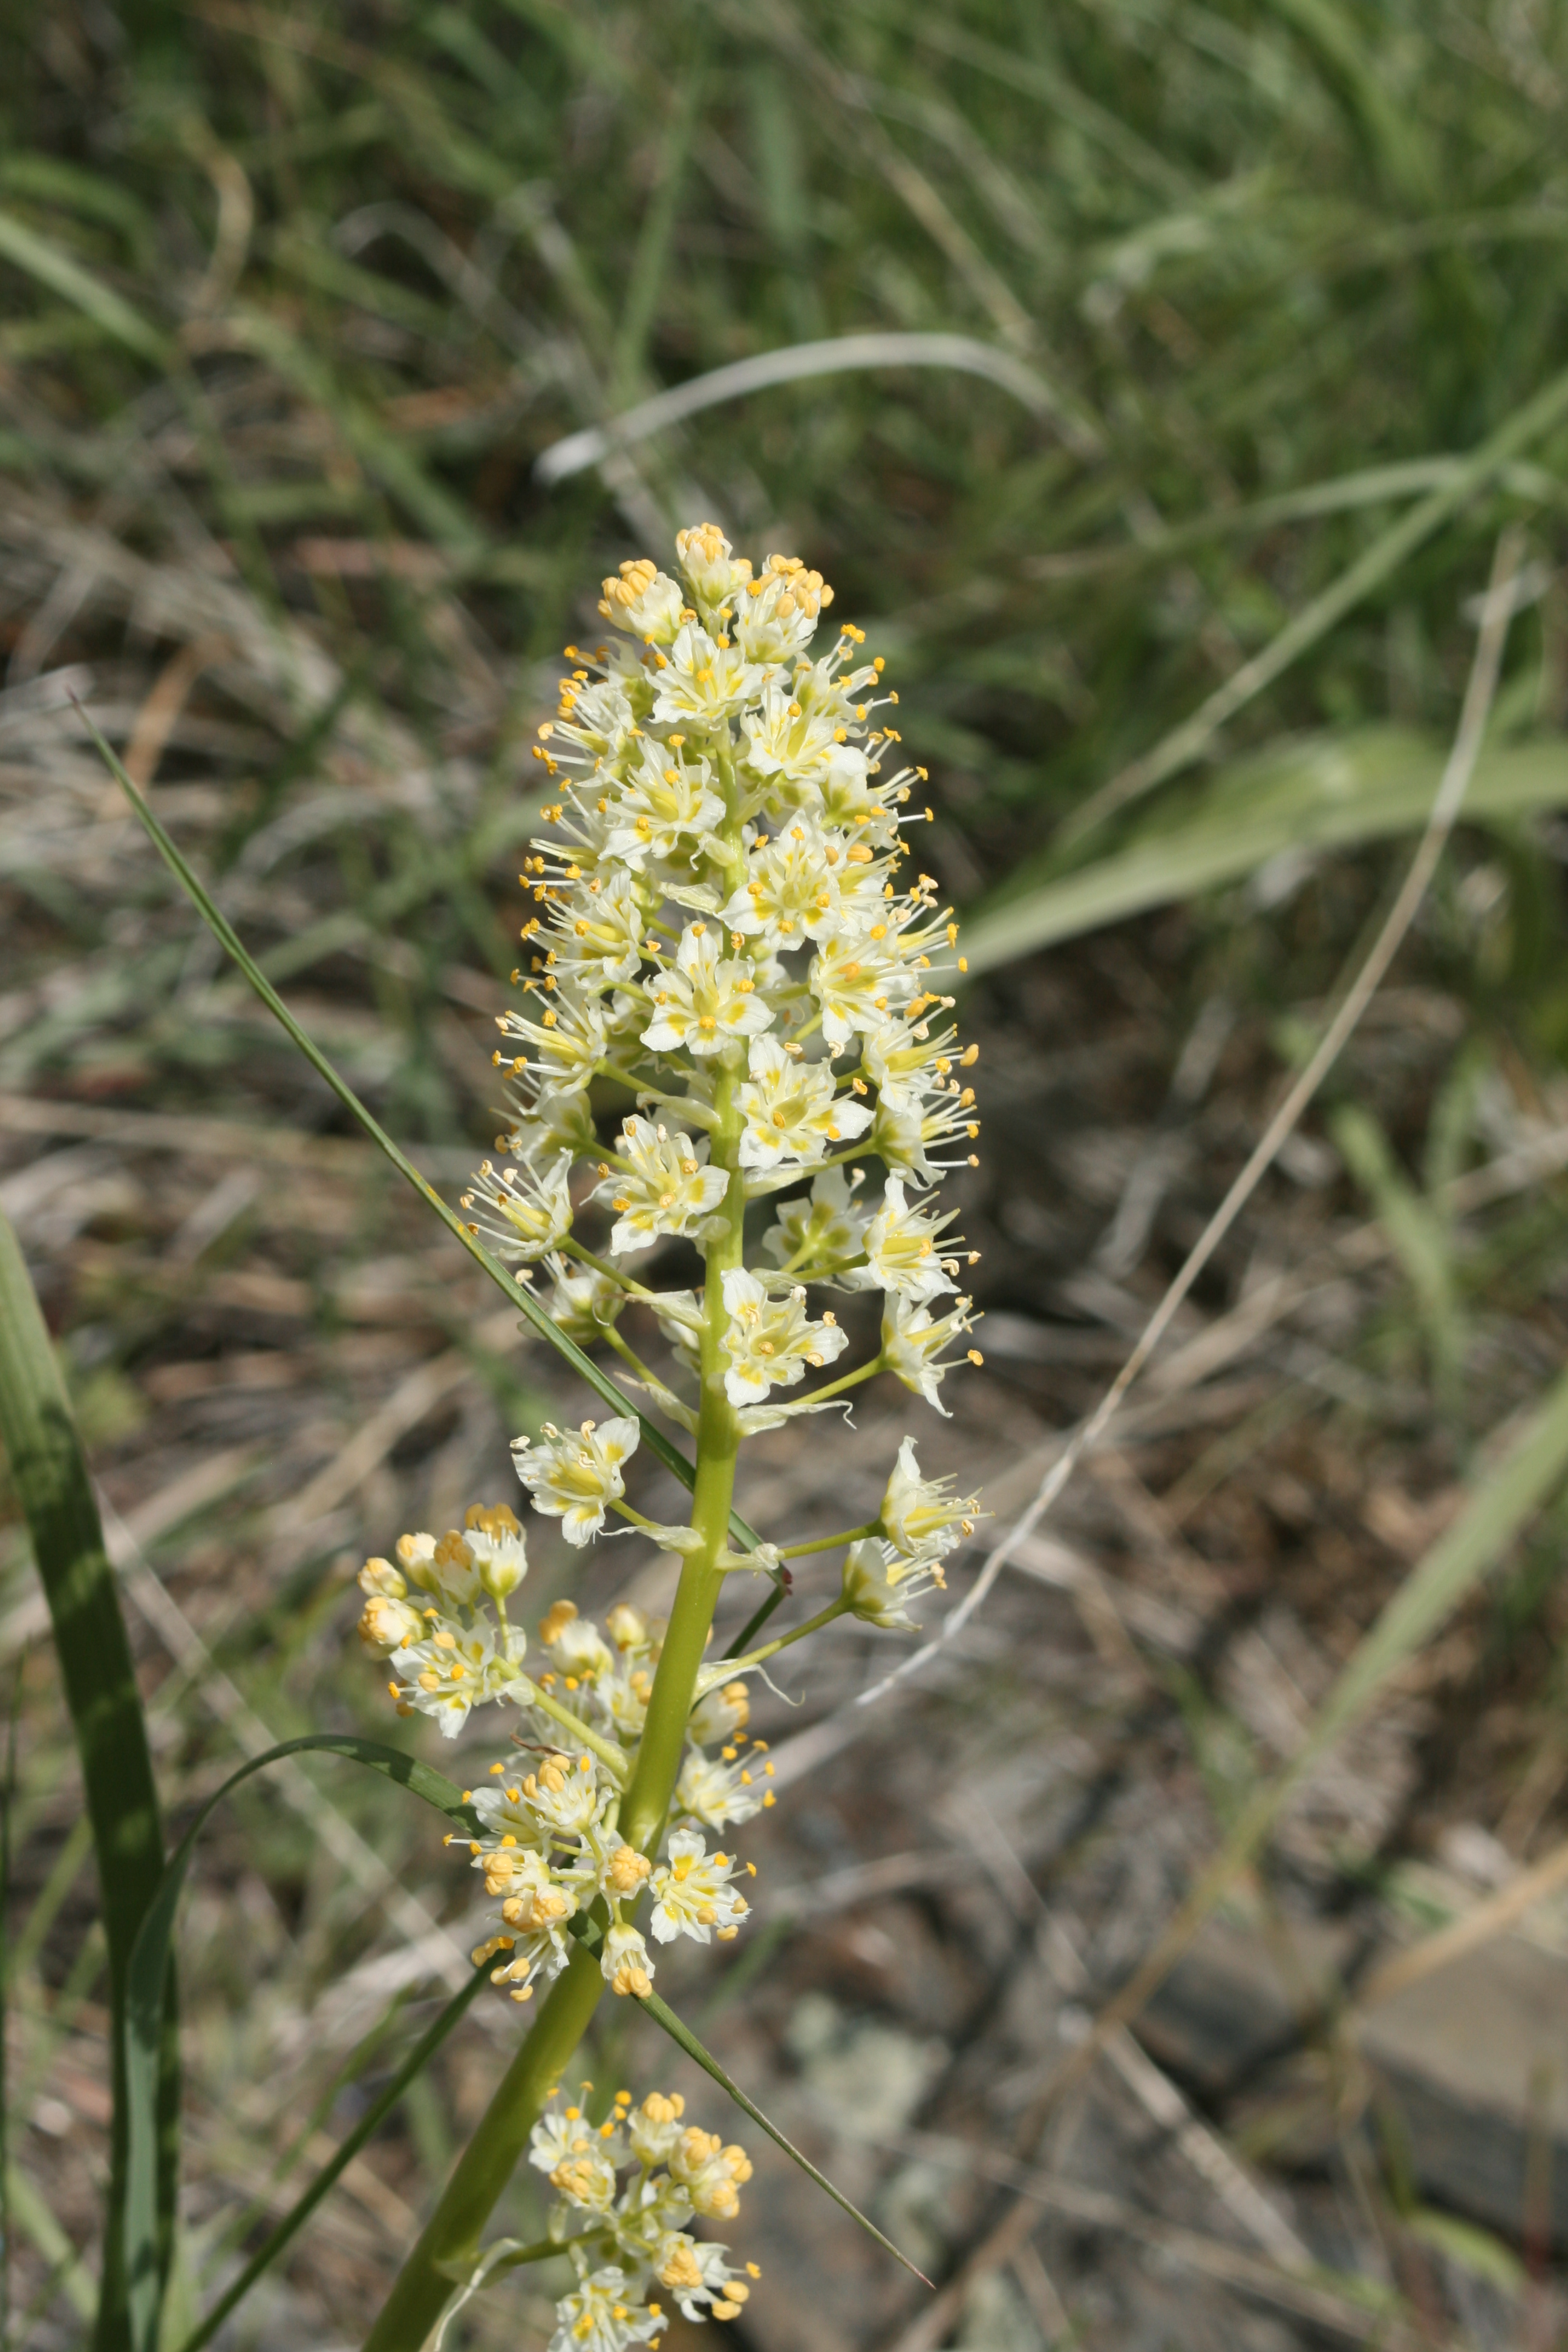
959;726;1568;976
1061;356;1568;841
0;207;169;365
124;1734;481;2352
73;710;769;1565
1;1660;16;2348
0;1211;177;2352
563;1915;932;2290
1065;1352;1568;2106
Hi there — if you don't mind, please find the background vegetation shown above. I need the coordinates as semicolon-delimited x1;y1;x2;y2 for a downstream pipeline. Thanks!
8;1;1568;2347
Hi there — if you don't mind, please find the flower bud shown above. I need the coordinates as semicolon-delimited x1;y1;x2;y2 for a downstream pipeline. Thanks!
358;1556;405;1599
357;1593;423;1655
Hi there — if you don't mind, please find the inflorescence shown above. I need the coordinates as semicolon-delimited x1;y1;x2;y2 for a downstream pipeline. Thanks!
353;528;987;2344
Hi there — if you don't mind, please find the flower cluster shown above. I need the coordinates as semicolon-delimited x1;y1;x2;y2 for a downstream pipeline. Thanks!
360;1541;765;2003
529;2087;757;2351
352;532;991;2342
476;521;984;1425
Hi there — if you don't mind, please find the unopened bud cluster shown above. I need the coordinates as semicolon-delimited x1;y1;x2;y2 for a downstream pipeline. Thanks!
528;2085;756;2351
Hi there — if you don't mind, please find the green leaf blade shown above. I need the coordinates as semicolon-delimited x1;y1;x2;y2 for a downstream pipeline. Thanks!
0;1211;178;2352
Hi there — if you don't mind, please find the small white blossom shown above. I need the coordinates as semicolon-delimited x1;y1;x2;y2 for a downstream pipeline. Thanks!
881;1291;978;1412
667;2125;753;2219
675;1749;766;1832
547;2267;665;2352
551;867;647;988
655;2233;753;2322
849;1176;960;1302
388;1620;521;1736
513;1417;640;1546
648;1830;751;1945
603;740;725;870
598;555;685;642
735;1037;872;1172
544;1253;625;1343
687;1677;750;1746
652;622;766;727
720;818;843;946
762;1166;870;1281
593;1116;728;1255
639;924;773;1059
718;1267;848;1406
540;1602;615;1682
459;1152;573;1263
461;1501;529;1599
809;923;913;1050
841;1535;946;1632
495;990;607;1099
601;1921;655;1998
879;1436;980;1561
626;2091;687;2167
676;521;753;618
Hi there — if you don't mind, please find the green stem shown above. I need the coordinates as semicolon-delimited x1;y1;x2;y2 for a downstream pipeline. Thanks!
362;742;754;2352
603;1328;682;1399
559;1238;660;1301
359;1940;604;2352
518;1684;629;1782
777;1522;879;1560
793;1352;886;1408
618;1056;745;1855
699;1596;849;1688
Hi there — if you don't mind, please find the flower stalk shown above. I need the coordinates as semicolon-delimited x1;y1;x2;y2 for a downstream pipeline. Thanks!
354;528;985;2351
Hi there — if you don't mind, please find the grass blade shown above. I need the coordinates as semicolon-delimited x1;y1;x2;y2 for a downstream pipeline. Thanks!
959;725;1568;976
123;1733;482;2352
0;1210;177;2352
1062;358;1568;843
1039;1351;1568;2123
535;331;1091;484
74;709;769;1563
0;207;169;365
1;1661;16;2348
562;1916;930;2289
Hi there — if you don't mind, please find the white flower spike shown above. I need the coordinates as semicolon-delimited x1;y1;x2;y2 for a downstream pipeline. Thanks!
350;528;988;2347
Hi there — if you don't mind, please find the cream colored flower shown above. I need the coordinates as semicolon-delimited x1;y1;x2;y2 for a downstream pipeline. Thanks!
720;817;845;944
639;924;773;1058
459;1151;573;1263
849;1176;959;1302
512;1416;641;1546
718;1267;848;1405
735;1036;872;1171
648;1829;750;1945
593;1115;729;1255
676;521;753;618
601;1921;655;1998
675;1749;766;1832
598;555;685;642
840;1535;945;1632
546;2268;663;2352
879;1436;979;1561
761;1166;869;1281
651;622;765;727
667;2123;753;2218
881;1290;978;1413
387;1619;521;1736
603;739;725;870
809;922;914;1050
461;1501;529;1600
